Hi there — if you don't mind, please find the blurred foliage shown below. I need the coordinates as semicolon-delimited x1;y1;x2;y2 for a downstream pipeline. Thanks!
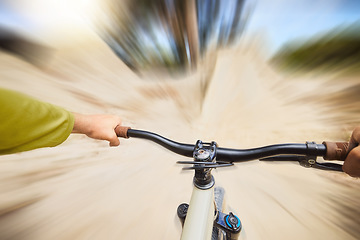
0;26;53;67
271;21;360;73
96;0;247;74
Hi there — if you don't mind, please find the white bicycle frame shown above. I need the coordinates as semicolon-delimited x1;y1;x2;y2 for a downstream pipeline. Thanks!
180;180;246;240
181;185;215;239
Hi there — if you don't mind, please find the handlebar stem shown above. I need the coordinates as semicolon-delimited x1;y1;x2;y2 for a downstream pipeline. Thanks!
193;141;217;190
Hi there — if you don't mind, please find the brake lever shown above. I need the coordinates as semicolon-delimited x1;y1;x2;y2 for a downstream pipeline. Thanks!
259;155;343;172
312;162;343;172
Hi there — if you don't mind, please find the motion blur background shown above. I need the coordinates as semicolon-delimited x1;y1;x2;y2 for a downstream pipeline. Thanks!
0;0;360;239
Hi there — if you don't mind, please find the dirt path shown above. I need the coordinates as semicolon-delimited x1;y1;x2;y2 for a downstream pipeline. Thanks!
0;31;359;240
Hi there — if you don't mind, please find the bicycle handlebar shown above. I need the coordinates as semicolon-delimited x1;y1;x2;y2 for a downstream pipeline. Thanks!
115;126;353;162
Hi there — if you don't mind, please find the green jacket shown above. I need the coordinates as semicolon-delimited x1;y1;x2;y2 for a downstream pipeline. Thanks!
0;88;74;154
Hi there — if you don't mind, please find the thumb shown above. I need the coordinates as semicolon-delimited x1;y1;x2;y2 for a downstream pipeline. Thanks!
343;146;360;177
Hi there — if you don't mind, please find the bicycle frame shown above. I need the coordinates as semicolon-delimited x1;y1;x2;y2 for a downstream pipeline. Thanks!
181;185;215;240
181;179;246;240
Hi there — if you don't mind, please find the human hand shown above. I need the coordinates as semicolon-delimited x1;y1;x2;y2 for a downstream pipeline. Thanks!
71;113;122;146
343;127;360;177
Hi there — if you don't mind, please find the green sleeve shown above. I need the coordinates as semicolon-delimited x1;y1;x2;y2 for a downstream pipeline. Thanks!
0;88;75;155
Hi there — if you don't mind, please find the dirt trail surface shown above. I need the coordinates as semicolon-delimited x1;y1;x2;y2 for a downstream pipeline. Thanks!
1;31;360;240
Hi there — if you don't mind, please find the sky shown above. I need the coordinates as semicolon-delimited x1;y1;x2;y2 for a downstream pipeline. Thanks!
0;0;360;55
247;0;360;54
0;0;97;42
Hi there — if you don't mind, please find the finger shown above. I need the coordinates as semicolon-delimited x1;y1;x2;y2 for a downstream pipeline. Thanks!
343;145;360;177
350;127;360;144
112;118;122;128
109;136;120;147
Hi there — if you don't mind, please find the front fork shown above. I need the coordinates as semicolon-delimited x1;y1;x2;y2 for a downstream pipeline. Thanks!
214;210;242;240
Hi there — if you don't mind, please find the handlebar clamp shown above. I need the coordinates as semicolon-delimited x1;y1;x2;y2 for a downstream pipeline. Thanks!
192;140;217;189
300;142;318;168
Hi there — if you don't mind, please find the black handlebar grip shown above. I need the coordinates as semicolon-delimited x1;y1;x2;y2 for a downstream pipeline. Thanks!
322;141;356;161
115;126;131;138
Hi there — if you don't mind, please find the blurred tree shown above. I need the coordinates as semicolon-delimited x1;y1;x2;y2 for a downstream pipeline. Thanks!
272;22;360;72
0;26;52;67
96;0;247;74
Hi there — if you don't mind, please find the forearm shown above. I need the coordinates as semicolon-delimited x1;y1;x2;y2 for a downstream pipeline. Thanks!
72;113;91;134
71;113;122;146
